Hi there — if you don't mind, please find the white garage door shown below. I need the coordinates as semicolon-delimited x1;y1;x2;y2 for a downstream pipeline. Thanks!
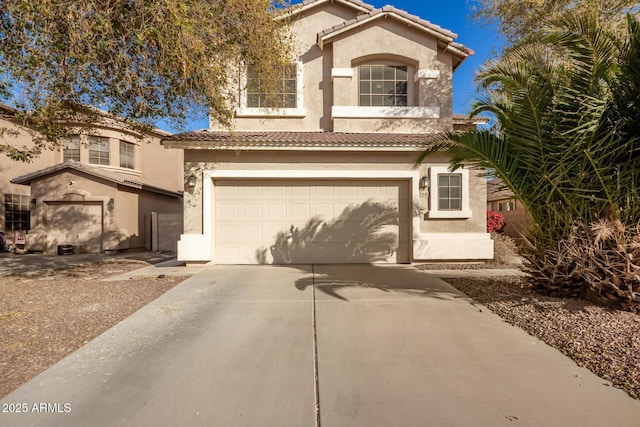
214;179;410;264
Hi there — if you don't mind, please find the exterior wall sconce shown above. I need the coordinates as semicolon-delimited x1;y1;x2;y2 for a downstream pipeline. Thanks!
419;176;429;190
186;174;197;193
30;198;37;209
107;198;115;211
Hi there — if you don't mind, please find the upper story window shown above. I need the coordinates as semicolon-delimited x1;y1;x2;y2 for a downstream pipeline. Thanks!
63;136;80;162
359;65;408;107
88;136;110;165
4;194;30;231
237;60;305;117
119;141;135;169
246;64;297;109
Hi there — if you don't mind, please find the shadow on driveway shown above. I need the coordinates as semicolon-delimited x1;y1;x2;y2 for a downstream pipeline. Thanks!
293;264;470;302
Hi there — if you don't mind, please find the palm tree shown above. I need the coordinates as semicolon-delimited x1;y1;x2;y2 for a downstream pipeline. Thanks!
417;15;640;304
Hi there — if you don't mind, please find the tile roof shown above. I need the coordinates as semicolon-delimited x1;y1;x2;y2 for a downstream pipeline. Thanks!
280;0;374;18
453;114;490;125
316;5;473;58
300;0;373;9
318;5;455;40
11;161;181;197
162;131;440;151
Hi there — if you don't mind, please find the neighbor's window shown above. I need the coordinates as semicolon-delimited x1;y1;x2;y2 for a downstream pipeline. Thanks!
119;141;135;169
4;194;30;231
246;64;297;108
359;65;408;106
438;174;462;211
63;136;80;162
88;136;110;165
498;200;515;212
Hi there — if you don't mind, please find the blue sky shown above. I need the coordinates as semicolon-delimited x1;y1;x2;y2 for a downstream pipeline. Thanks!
176;0;503;132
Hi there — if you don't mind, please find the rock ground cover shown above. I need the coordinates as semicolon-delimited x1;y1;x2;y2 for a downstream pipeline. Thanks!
0;255;185;398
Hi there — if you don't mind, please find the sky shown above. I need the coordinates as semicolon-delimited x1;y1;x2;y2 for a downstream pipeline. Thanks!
176;0;503;132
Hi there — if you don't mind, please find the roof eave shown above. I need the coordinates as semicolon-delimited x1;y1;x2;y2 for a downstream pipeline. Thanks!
11;162;181;197
279;0;374;21
318;11;457;50
162;141;430;152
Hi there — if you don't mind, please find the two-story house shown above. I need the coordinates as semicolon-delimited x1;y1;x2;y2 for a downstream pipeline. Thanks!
163;0;494;264
1;105;184;254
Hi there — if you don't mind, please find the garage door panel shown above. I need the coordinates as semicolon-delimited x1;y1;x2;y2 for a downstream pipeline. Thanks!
214;180;409;264
243;225;264;239
314;204;334;218
218;203;239;217
243;203;263;216
47;202;103;254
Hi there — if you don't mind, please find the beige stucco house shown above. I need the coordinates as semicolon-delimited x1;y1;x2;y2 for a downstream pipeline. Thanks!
164;0;494;264
1;105;184;254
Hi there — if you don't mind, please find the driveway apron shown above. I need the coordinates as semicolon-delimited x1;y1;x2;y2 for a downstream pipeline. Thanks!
0;265;316;427
312;265;640;427
2;264;640;427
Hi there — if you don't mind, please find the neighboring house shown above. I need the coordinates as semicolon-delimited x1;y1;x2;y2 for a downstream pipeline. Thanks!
487;178;531;242
164;0;494;265
1;105;184;254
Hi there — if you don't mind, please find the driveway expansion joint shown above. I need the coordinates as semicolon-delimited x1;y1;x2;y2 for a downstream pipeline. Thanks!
311;264;322;427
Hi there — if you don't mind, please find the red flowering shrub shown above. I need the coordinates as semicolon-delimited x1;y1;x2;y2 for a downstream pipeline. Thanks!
487;210;506;233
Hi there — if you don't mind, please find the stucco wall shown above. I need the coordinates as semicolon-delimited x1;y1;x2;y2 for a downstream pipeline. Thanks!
0;117;58;241
1;115;183;249
24;169;181;253
216;2;455;134
182;150;486;237
28;170;117;253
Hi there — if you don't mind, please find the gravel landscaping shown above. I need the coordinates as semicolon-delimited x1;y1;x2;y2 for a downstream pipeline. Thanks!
0;255;186;398
444;274;640;400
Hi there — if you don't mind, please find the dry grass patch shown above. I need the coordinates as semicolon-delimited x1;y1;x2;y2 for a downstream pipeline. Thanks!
0;258;185;398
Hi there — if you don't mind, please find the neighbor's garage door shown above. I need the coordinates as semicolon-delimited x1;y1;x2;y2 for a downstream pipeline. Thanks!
213;179;409;264
47;202;103;254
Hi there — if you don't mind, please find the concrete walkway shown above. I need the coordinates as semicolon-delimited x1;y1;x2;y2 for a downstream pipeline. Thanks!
1;265;639;427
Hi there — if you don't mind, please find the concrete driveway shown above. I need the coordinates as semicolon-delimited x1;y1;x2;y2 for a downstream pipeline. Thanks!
1;265;640;427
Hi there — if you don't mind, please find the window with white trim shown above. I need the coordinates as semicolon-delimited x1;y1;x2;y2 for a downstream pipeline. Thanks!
237;59;305;117
63;136;80;162
88;136;110;165
4;194;30;231
246;64;297;108
438;174;462;211
427;166;472;219
359;65;408;106
119;141;135;169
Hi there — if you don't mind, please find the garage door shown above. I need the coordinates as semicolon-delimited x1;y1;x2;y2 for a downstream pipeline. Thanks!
213;179;409;264
47;202;103;254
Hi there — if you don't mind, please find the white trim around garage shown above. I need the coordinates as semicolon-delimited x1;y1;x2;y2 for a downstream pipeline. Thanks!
177;168;494;263
178;169;420;264
413;233;494;260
